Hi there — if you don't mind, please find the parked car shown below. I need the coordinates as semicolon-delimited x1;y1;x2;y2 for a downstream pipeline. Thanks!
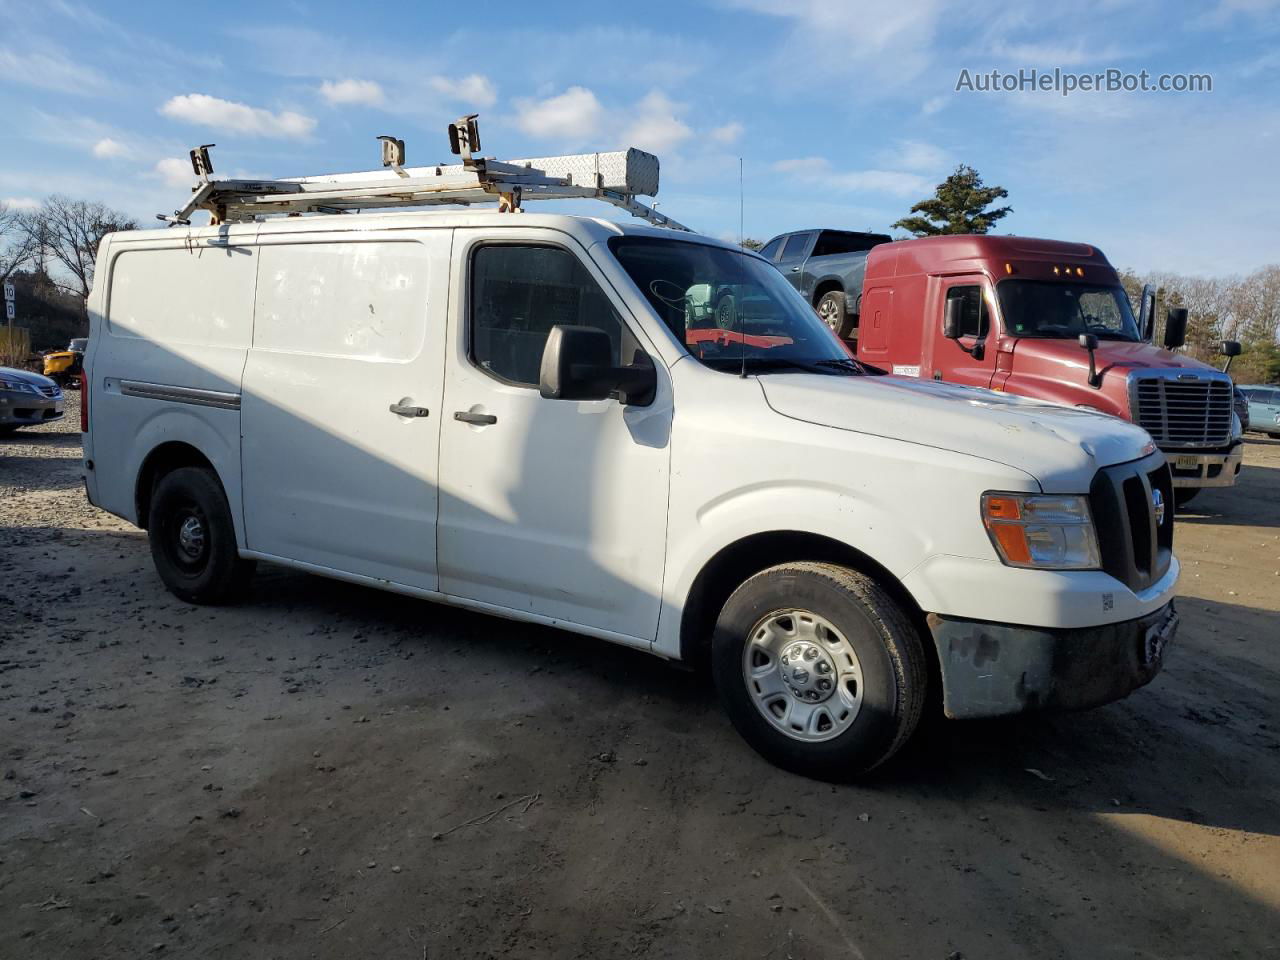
0;366;64;434
83;211;1179;780
43;337;89;387
758;229;891;338
1239;384;1280;437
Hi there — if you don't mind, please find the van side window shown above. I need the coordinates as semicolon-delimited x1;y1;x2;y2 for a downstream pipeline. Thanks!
944;285;988;339
470;244;631;386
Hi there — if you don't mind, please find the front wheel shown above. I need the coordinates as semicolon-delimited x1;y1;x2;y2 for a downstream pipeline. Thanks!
712;562;927;781
148;466;255;604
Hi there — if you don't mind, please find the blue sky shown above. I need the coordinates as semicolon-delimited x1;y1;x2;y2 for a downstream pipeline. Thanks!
2;0;1278;275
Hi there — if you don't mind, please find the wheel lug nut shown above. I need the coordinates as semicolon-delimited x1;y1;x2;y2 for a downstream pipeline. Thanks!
816;662;830;674
818;679;831;691
804;648;818;662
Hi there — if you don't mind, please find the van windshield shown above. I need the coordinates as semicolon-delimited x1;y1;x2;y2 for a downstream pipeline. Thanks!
997;280;1141;342
609;236;862;376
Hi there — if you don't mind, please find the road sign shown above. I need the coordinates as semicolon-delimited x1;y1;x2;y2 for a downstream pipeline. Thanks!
5;301;14;320
2;280;13;301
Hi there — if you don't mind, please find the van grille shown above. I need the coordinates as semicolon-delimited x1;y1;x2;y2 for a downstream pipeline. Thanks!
1089;452;1173;593
1131;374;1233;448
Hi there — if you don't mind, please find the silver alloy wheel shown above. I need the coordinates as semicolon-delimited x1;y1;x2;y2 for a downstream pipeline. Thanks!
742;609;864;742
177;514;206;560
817;295;840;330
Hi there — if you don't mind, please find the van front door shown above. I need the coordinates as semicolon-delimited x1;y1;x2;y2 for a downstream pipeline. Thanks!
437;231;671;646
240;233;450;590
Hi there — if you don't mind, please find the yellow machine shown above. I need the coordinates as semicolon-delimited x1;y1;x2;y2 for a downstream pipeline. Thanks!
42;337;88;385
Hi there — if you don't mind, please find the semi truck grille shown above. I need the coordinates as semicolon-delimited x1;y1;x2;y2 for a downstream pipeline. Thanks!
1131;374;1233;448
1089;451;1173;594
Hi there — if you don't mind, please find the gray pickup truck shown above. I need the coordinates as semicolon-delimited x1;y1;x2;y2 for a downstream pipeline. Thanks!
759;229;892;339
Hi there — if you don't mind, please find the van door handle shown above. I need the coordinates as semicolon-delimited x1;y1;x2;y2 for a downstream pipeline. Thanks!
453;411;497;425
389;403;430;417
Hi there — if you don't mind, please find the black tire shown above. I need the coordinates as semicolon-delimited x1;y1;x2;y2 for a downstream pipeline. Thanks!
815;290;852;339
0;425;18;436
714;292;738;330
148;466;255;604
711;562;927;781
1173;488;1200;510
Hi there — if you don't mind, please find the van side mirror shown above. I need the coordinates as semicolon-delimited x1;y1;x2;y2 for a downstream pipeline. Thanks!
1163;307;1188;350
539;325;656;405
942;297;963;340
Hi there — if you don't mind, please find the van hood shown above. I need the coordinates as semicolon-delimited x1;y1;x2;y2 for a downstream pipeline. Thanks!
759;373;1155;492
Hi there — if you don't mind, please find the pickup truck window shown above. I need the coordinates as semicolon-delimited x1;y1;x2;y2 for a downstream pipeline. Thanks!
944;285;988;340
609;237;861;376
811;232;886;257
759;237;784;261
470;244;631;386
997;280;1141;342
779;232;814;260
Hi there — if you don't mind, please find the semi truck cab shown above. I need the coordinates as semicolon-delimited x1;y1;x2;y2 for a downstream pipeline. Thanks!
853;235;1243;506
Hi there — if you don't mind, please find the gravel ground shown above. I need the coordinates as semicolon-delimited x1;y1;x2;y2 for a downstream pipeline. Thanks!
2;396;1278;959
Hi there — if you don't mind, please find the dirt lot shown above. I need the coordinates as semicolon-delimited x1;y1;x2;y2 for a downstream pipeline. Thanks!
2;395;1278;960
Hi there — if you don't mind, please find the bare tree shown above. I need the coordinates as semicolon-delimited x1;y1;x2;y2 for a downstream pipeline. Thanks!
0;201;39;283
37;196;137;302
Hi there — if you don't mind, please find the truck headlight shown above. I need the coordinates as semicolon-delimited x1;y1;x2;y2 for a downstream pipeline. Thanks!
981;493;1101;570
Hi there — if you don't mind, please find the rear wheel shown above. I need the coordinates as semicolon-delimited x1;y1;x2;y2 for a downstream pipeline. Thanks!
148;466;255;604
1173;488;1200;510
815;290;852;339
711;562;927;781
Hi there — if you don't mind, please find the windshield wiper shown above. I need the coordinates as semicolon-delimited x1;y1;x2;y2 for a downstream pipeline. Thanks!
733;356;862;376
812;357;867;375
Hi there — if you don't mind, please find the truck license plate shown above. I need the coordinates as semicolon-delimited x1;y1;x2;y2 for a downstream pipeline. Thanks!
1175;455;1198;470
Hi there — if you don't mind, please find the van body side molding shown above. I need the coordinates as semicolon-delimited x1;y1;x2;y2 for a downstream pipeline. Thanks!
118;379;242;411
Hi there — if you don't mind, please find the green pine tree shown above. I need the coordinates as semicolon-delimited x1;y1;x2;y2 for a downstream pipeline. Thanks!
893;165;1012;236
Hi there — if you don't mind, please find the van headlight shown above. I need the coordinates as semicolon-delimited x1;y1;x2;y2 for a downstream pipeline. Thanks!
981;493;1101;569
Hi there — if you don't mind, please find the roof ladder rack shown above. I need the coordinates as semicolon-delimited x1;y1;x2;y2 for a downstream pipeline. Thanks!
157;114;690;231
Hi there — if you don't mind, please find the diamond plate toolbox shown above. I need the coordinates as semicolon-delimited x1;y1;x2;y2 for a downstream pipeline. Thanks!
514;149;661;196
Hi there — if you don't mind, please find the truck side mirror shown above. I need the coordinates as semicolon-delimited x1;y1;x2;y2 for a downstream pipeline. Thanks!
1078;333;1101;388
1220;339;1242;373
1139;284;1156;342
1163;307;1188;350
942;297;963;340
539;324;656;405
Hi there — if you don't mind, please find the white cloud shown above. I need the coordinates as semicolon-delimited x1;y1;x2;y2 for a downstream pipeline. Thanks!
893;140;949;172
921;96;947;116
428;73;497;107
3;197;42;211
319;78;384;106
514;86;604;142
154;158;194;187
0;47;108;95
92;138;128;159
621;92;692;154
160;94;316;139
774;156;930;197
710;121;744;144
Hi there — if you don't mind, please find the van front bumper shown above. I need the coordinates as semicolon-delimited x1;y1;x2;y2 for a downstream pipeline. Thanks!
928;601;1178;719
1164;441;1244;488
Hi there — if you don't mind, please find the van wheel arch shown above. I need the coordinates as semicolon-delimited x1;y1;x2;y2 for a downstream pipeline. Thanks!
680;531;936;683
135;442;220;531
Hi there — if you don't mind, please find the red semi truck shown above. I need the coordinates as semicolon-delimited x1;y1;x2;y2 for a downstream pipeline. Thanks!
762;232;1244;508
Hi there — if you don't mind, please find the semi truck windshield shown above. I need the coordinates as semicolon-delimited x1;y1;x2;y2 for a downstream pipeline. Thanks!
997;280;1141;342
609;237;860;375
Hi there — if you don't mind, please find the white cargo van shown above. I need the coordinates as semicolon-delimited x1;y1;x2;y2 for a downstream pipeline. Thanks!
81;140;1179;779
